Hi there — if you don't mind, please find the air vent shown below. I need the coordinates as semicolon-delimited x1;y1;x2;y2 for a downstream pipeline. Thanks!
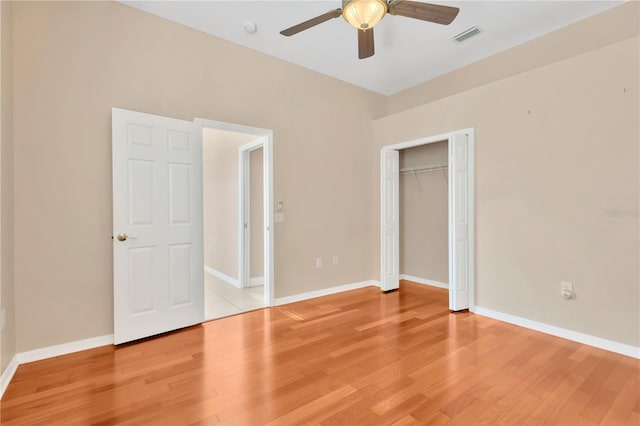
453;26;481;43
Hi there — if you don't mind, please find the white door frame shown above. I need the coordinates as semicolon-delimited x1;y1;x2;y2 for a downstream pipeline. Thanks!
195;118;274;307
380;128;475;311
238;138;265;289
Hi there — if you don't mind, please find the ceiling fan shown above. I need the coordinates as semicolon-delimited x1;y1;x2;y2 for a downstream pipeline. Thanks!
280;0;460;59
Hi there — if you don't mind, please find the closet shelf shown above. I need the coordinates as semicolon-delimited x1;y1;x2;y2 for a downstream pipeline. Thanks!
399;162;448;174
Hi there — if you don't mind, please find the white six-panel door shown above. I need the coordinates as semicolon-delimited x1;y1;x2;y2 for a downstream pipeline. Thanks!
449;133;470;311
112;108;204;345
380;149;400;291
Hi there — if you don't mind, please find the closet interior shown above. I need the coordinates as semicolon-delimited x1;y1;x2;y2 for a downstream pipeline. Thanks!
399;140;449;287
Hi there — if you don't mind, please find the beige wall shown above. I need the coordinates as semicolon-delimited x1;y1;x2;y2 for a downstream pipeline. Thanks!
202;128;256;279
5;0;639;356
250;147;264;280
1;0;16;374
12;1;385;352
373;34;640;346
399;141;448;284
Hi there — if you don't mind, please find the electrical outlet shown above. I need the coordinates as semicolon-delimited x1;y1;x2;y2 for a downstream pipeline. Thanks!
316;258;322;268
332;256;339;266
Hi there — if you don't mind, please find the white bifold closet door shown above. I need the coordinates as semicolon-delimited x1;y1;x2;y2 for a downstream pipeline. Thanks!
380;149;400;292
449;133;470;311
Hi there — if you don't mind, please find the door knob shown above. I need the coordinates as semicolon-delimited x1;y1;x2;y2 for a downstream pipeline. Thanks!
117;233;128;241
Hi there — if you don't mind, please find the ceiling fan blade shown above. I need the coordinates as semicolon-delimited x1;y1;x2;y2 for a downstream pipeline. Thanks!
358;28;375;59
389;1;459;25
280;9;342;36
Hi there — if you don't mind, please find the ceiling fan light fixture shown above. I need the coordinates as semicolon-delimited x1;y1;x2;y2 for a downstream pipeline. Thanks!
342;0;387;30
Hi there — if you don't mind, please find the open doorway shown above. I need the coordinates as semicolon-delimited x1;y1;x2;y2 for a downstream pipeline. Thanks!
380;129;474;311
199;120;274;321
241;144;265;290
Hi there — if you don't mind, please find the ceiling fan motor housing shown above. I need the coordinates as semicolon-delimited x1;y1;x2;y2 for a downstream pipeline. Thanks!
342;0;388;30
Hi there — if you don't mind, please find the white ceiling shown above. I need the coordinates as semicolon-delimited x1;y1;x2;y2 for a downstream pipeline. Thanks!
120;0;623;95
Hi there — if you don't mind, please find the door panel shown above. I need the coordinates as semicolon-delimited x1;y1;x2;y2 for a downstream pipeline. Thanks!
381;149;399;291
169;163;191;224
128;160;154;225
449;133;470;311
113;108;204;345
128;247;155;315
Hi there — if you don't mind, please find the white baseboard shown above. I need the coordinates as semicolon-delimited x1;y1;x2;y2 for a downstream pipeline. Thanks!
249;276;264;287
0;334;113;399
204;266;240;289
471;306;640;359
274;280;379;306
400;274;449;290
18;334;114;365
0;355;19;399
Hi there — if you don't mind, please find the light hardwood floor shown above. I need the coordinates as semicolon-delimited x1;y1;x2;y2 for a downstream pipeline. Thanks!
1;281;638;425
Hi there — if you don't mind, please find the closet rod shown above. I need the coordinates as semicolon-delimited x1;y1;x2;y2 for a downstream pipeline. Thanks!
399;162;448;174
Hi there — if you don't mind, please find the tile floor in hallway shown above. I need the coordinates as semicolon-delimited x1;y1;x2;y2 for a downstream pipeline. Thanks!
204;272;265;321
